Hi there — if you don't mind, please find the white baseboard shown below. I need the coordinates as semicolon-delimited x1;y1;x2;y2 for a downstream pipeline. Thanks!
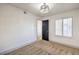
0;40;36;55
49;39;79;49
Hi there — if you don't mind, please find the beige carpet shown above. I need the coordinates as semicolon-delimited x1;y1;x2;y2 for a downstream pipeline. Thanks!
6;40;79;55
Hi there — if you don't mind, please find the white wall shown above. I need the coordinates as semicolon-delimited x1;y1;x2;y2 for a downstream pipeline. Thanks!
0;4;37;54
37;20;42;40
40;9;79;48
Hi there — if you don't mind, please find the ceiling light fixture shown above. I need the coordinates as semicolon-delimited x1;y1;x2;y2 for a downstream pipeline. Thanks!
40;3;50;14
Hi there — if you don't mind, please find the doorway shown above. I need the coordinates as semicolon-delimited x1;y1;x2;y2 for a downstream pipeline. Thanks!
42;20;49;41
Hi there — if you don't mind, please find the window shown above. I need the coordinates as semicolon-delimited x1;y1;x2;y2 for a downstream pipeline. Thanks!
55;19;62;36
63;18;72;37
55;18;72;37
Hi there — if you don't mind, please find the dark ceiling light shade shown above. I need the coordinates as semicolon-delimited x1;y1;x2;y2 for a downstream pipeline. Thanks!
40;3;50;14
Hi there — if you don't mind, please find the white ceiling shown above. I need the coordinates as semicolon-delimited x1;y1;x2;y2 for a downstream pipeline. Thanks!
10;3;79;17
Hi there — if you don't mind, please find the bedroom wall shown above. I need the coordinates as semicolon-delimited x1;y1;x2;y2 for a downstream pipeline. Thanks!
40;9;79;48
37;20;42;40
0;4;37;54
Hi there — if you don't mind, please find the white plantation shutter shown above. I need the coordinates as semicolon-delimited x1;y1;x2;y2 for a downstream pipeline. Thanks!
55;19;62;36
63;18;72;37
55;18;72;37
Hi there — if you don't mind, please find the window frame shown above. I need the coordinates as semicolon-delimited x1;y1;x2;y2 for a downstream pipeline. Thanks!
55;17;73;38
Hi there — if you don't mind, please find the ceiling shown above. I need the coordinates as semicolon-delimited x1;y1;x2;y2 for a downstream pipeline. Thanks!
10;3;79;17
